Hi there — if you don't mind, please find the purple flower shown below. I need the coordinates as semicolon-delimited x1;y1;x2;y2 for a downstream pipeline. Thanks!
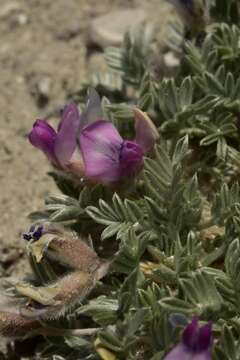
78;90;158;184
28;103;82;171
164;317;212;360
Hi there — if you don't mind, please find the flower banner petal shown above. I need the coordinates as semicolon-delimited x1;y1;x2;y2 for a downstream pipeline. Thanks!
79;87;103;132
54;103;80;167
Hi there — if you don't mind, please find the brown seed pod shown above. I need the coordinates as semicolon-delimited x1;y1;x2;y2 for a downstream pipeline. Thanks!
30;228;101;272
0;310;40;338
16;270;95;319
16;260;111;319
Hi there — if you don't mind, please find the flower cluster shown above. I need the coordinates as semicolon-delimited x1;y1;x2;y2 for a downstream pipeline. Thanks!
28;88;159;184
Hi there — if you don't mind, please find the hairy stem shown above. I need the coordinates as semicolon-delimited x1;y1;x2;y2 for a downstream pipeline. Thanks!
39;326;101;337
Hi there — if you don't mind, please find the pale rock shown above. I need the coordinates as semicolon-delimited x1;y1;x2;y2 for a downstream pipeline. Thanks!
27;74;52;107
163;51;180;69
38;76;51;97
17;13;28;26
88;53;107;74
0;1;21;19
89;8;147;48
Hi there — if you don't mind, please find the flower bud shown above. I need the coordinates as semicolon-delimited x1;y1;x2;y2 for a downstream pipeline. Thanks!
133;108;159;153
95;338;117;360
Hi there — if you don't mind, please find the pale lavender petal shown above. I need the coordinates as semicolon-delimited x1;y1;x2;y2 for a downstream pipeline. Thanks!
164;344;211;360
134;108;159;153
28;119;57;164
79;120;123;182
79;87;103;132
193;352;211;360
163;344;192;360
57;104;69;132
54;103;80;167
119;140;144;177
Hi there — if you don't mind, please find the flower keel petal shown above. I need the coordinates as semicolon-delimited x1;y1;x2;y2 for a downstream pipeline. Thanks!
79;120;123;183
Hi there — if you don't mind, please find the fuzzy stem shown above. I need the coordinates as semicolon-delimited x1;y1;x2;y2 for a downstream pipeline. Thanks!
39;326;100;337
201;244;226;267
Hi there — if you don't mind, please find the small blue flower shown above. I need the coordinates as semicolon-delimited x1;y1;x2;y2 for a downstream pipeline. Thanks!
23;225;43;242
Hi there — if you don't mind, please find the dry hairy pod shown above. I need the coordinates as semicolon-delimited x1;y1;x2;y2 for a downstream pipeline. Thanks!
0;310;40;338
30;228;101;272
20;225;111;319
16;261;111;319
16;271;95;319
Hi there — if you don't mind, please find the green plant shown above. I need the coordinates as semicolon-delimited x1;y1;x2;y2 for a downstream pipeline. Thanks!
3;0;240;359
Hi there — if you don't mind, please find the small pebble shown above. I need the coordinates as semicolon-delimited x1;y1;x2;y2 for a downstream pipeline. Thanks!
89;8;147;48
163;51;180;68
0;1;21;19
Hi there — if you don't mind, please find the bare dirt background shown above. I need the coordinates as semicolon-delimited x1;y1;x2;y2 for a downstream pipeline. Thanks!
0;0;174;357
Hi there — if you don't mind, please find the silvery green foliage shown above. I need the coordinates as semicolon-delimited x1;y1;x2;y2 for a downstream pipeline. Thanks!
11;0;240;359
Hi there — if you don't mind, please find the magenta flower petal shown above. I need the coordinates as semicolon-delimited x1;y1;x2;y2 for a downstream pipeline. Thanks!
182;317;198;350
54;103;80;167
197;323;212;352
79;120;123;182
28;119;57;164
182;317;212;353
